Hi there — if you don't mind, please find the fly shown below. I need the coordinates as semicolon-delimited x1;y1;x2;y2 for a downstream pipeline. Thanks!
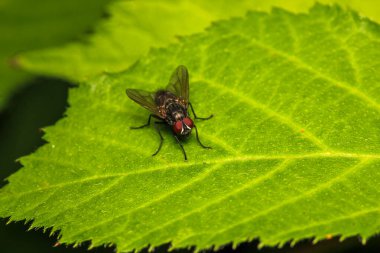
126;65;213;160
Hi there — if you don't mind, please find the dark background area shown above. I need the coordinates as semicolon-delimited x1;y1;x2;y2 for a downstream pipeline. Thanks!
0;78;379;253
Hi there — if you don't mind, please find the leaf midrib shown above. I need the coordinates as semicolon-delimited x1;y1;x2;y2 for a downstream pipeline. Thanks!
3;151;379;201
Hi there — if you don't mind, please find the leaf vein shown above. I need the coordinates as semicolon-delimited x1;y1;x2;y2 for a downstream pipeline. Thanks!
198;78;331;151
124;159;293;248
238;33;380;111
207;158;373;240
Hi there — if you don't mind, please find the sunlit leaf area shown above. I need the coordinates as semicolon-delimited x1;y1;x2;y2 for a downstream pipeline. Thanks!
1;1;379;253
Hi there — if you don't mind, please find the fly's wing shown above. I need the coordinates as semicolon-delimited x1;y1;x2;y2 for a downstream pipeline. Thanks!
166;65;189;105
126;89;162;117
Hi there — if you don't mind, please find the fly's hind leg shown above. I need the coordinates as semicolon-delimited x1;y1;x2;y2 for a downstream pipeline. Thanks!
188;102;213;120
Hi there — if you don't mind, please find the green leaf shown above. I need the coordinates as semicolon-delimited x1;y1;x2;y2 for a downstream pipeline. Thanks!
0;0;111;109
1;4;380;252
17;0;380;82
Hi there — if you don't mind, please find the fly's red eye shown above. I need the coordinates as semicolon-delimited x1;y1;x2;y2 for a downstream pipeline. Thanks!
183;117;193;128
173;121;183;134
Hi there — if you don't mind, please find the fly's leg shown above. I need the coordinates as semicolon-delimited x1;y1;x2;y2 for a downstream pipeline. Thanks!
188;102;213;120
130;114;161;129
194;124;211;149
152;121;166;156
173;134;187;161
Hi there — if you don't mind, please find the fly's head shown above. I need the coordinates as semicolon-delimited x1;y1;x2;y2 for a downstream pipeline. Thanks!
173;117;194;137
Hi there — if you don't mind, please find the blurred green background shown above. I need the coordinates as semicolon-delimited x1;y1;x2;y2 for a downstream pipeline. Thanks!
1;0;380;252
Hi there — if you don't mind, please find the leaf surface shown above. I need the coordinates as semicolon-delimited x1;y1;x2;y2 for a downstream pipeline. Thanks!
1;5;380;252
17;0;380;82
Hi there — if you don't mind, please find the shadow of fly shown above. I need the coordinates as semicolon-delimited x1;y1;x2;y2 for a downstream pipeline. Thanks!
126;65;213;160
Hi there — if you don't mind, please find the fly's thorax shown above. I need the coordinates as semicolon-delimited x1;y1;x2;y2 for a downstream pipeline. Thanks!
165;102;187;125
155;90;176;121
154;90;188;125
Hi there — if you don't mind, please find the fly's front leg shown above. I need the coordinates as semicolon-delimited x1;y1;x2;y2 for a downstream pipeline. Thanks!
188;102;213;120
130;114;161;129
194;124;211;149
152;121;166;156
173;134;187;161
